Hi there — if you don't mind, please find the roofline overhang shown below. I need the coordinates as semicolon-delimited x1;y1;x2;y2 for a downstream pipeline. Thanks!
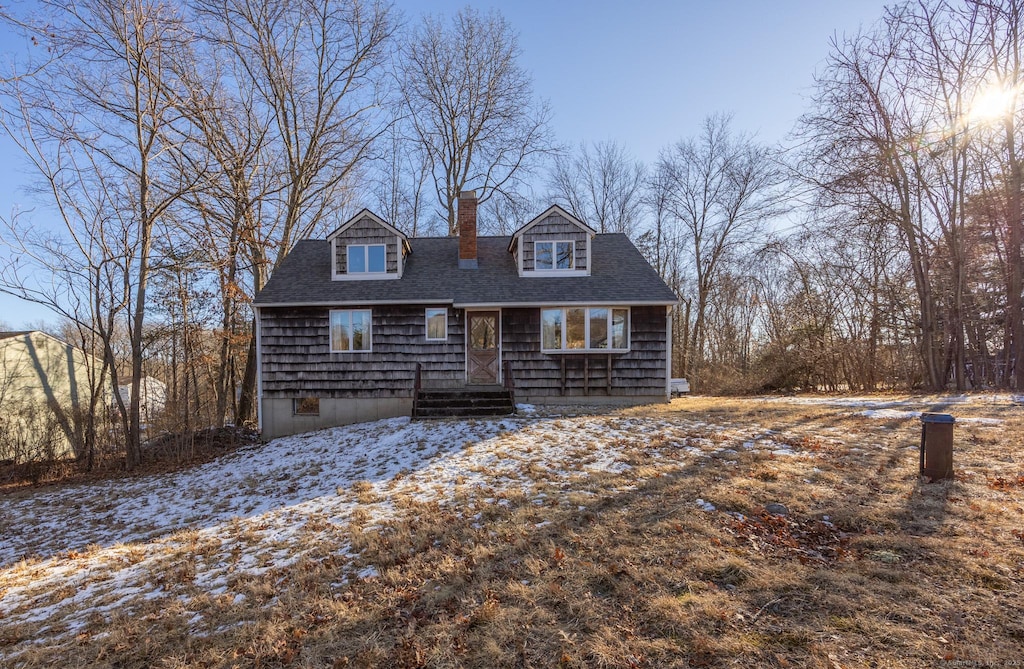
254;298;678;309
327;208;412;252
253;299;456;308
508;204;597;252
454;300;678;308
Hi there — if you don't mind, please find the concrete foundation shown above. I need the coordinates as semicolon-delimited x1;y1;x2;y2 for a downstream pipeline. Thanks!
261;393;668;441
261;397;412;441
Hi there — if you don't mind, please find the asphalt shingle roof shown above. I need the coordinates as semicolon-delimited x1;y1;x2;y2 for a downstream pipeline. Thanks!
254;234;678;307
0;331;33;341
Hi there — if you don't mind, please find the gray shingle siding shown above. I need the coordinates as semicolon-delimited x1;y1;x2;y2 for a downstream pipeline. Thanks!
259;304;667;400
260;305;464;399
501;306;667;398
256;228;675;436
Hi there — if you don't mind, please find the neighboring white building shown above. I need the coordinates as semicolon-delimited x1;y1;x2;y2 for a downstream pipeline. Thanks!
116;377;167;425
0;331;104;462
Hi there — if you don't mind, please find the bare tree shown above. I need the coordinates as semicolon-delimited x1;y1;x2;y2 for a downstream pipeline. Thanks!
369;123;434;235
193;0;396;423
548;140;646;235
0;0;198;468
975;0;1024;390
401;7;553;234
799;0;1024;391
170;37;272;428
653;114;786;389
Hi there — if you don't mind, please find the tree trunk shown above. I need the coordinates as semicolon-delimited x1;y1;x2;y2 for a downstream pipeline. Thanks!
236;326;258;426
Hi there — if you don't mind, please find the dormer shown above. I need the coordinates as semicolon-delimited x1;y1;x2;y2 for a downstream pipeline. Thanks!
328;209;411;281
508;205;595;277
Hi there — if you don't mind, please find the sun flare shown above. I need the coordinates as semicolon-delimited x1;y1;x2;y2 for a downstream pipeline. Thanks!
966;83;1019;124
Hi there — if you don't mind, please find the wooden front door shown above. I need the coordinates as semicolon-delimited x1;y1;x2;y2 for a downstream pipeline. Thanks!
467;311;500;384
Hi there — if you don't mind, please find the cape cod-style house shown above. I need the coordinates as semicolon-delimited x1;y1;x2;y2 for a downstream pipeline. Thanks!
253;192;678;439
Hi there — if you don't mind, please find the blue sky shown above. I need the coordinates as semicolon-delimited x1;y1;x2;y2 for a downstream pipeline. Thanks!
0;1;892;328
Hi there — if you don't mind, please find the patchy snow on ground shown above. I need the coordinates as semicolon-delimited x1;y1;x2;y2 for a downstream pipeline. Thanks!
858;408;1004;425
762;393;1018;409
1;393;1017;663
859;409;924;420
0;412;728;661
763;394;1015;426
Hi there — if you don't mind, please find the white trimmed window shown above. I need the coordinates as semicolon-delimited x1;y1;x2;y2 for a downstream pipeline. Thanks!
425;308;447;341
534;240;574;270
330;309;372;352
541;307;629;352
347;244;387;273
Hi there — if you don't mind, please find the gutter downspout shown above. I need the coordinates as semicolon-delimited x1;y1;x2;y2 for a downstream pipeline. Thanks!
666;305;673;400
254;306;264;436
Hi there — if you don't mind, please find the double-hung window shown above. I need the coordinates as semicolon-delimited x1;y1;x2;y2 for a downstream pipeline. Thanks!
425;308;447;341
347;244;386;274
541;307;629;352
330;309;372;352
534;240;574;270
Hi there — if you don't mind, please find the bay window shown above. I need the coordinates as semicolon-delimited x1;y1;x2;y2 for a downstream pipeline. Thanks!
541;307;629;351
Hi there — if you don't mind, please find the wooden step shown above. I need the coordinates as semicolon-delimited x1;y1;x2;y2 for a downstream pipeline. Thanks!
413;388;515;419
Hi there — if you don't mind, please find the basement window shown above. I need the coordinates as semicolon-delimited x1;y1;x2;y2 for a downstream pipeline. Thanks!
293;397;320;416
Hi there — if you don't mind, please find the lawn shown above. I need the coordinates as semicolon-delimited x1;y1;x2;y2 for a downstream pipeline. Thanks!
1;395;1022;667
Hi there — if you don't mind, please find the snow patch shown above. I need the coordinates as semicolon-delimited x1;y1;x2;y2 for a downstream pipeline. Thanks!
695;499;716;512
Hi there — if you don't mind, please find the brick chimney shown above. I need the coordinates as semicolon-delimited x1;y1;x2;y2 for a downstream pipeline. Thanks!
458;190;478;269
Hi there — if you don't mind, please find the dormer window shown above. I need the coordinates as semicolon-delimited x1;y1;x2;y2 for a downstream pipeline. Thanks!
328;210;410;281
535;241;574;271
509;205;594;277
348;244;386;274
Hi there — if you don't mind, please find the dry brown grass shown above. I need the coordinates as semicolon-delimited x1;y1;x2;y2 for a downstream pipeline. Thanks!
3;395;1023;667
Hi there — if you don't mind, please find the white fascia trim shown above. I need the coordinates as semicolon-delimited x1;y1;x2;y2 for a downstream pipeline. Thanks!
255;299;676;308
331;273;400;281
665;304;673;400
397;234;405;278
522;269;589;278
508;204;597;248
327;208;409;243
453;300;678;309
254;306;263;434
256;299;455;308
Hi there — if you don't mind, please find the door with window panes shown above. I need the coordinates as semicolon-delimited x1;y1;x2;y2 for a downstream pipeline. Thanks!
467;311;500;384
